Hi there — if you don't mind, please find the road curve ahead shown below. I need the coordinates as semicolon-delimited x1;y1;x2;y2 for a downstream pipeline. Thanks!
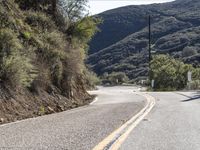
120;91;200;150
0;86;145;150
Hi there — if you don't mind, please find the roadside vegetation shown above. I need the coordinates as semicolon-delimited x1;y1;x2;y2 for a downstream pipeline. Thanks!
101;72;129;85
150;55;200;91
0;0;100;123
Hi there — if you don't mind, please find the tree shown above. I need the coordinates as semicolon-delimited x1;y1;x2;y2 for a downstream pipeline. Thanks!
58;0;88;27
182;46;197;57
150;55;193;90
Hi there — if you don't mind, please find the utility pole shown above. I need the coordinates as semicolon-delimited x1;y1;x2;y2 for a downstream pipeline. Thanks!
148;15;154;89
148;15;151;64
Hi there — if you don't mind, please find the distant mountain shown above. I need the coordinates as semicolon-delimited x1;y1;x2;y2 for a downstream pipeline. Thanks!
88;0;200;80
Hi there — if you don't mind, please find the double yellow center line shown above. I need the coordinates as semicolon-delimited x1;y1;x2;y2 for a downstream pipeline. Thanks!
93;93;156;150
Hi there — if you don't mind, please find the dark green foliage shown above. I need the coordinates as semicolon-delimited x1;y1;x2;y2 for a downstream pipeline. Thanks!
150;55;196;90
88;0;200;80
15;0;57;13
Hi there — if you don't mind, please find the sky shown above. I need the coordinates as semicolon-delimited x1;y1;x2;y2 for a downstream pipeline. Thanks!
89;0;175;15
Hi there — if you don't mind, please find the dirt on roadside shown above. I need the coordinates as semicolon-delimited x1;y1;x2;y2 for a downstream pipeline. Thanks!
0;85;94;125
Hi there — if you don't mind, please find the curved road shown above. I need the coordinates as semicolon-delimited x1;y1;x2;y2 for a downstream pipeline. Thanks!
1;87;200;150
0;86;145;150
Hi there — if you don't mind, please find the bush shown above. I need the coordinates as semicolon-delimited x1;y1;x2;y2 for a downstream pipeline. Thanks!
22;31;31;40
0;29;36;87
25;11;56;31
182;46;197;57
67;17;101;47
102;72;129;85
150;55;193;90
35;31;67;87
187;80;200;90
193;68;200;80
84;68;100;89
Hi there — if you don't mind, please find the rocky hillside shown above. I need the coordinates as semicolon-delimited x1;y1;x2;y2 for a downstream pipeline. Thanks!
88;0;200;80
0;0;98;124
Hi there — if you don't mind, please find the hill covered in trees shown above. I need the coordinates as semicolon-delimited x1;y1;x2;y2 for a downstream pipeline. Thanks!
0;0;99;124
88;0;200;81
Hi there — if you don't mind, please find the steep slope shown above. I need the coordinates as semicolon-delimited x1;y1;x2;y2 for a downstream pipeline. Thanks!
0;0;94;124
88;0;200;79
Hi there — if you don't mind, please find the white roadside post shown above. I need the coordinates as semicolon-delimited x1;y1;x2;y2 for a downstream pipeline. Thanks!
187;71;192;90
151;80;155;89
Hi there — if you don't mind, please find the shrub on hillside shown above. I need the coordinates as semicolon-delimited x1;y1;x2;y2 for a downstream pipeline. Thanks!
0;29;36;87
84;68;100;89
25;11;56;31
36;31;66;87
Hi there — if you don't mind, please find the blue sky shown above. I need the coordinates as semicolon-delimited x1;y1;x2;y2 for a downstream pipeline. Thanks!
89;0;174;15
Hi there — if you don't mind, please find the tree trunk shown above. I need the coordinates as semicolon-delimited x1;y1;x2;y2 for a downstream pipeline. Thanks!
52;0;57;16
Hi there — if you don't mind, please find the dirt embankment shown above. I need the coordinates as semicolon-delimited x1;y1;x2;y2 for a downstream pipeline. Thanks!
0;84;93;125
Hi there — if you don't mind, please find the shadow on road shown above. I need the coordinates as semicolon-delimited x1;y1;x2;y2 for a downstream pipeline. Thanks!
178;91;200;102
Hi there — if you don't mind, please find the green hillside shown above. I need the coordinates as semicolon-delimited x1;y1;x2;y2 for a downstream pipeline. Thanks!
88;0;200;80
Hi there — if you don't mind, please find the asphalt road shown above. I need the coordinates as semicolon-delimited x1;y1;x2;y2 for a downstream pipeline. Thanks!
0;86;145;150
120;91;200;150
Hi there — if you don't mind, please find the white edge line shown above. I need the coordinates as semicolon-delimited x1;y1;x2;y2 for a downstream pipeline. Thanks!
1;95;100;127
0;104;90;127
90;97;98;105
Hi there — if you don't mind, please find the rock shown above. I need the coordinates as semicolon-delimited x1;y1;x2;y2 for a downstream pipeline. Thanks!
57;105;64;111
0;118;4;123
47;106;54;113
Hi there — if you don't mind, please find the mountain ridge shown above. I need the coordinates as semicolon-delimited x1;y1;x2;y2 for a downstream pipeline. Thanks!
88;0;200;80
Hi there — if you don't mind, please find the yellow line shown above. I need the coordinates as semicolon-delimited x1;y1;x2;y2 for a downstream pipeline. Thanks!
92;93;156;150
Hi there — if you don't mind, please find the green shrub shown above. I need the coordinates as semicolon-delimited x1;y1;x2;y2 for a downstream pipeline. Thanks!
193;68;200;80
52;60;63;87
0;28;36;87
84;69;100;88
67;17;101;46
22;31;31;40
150;55;194;90
102;72;129;85
188;80;200;90
0;4;16;29
37;31;67;87
25;11;56;31
38;106;45;115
